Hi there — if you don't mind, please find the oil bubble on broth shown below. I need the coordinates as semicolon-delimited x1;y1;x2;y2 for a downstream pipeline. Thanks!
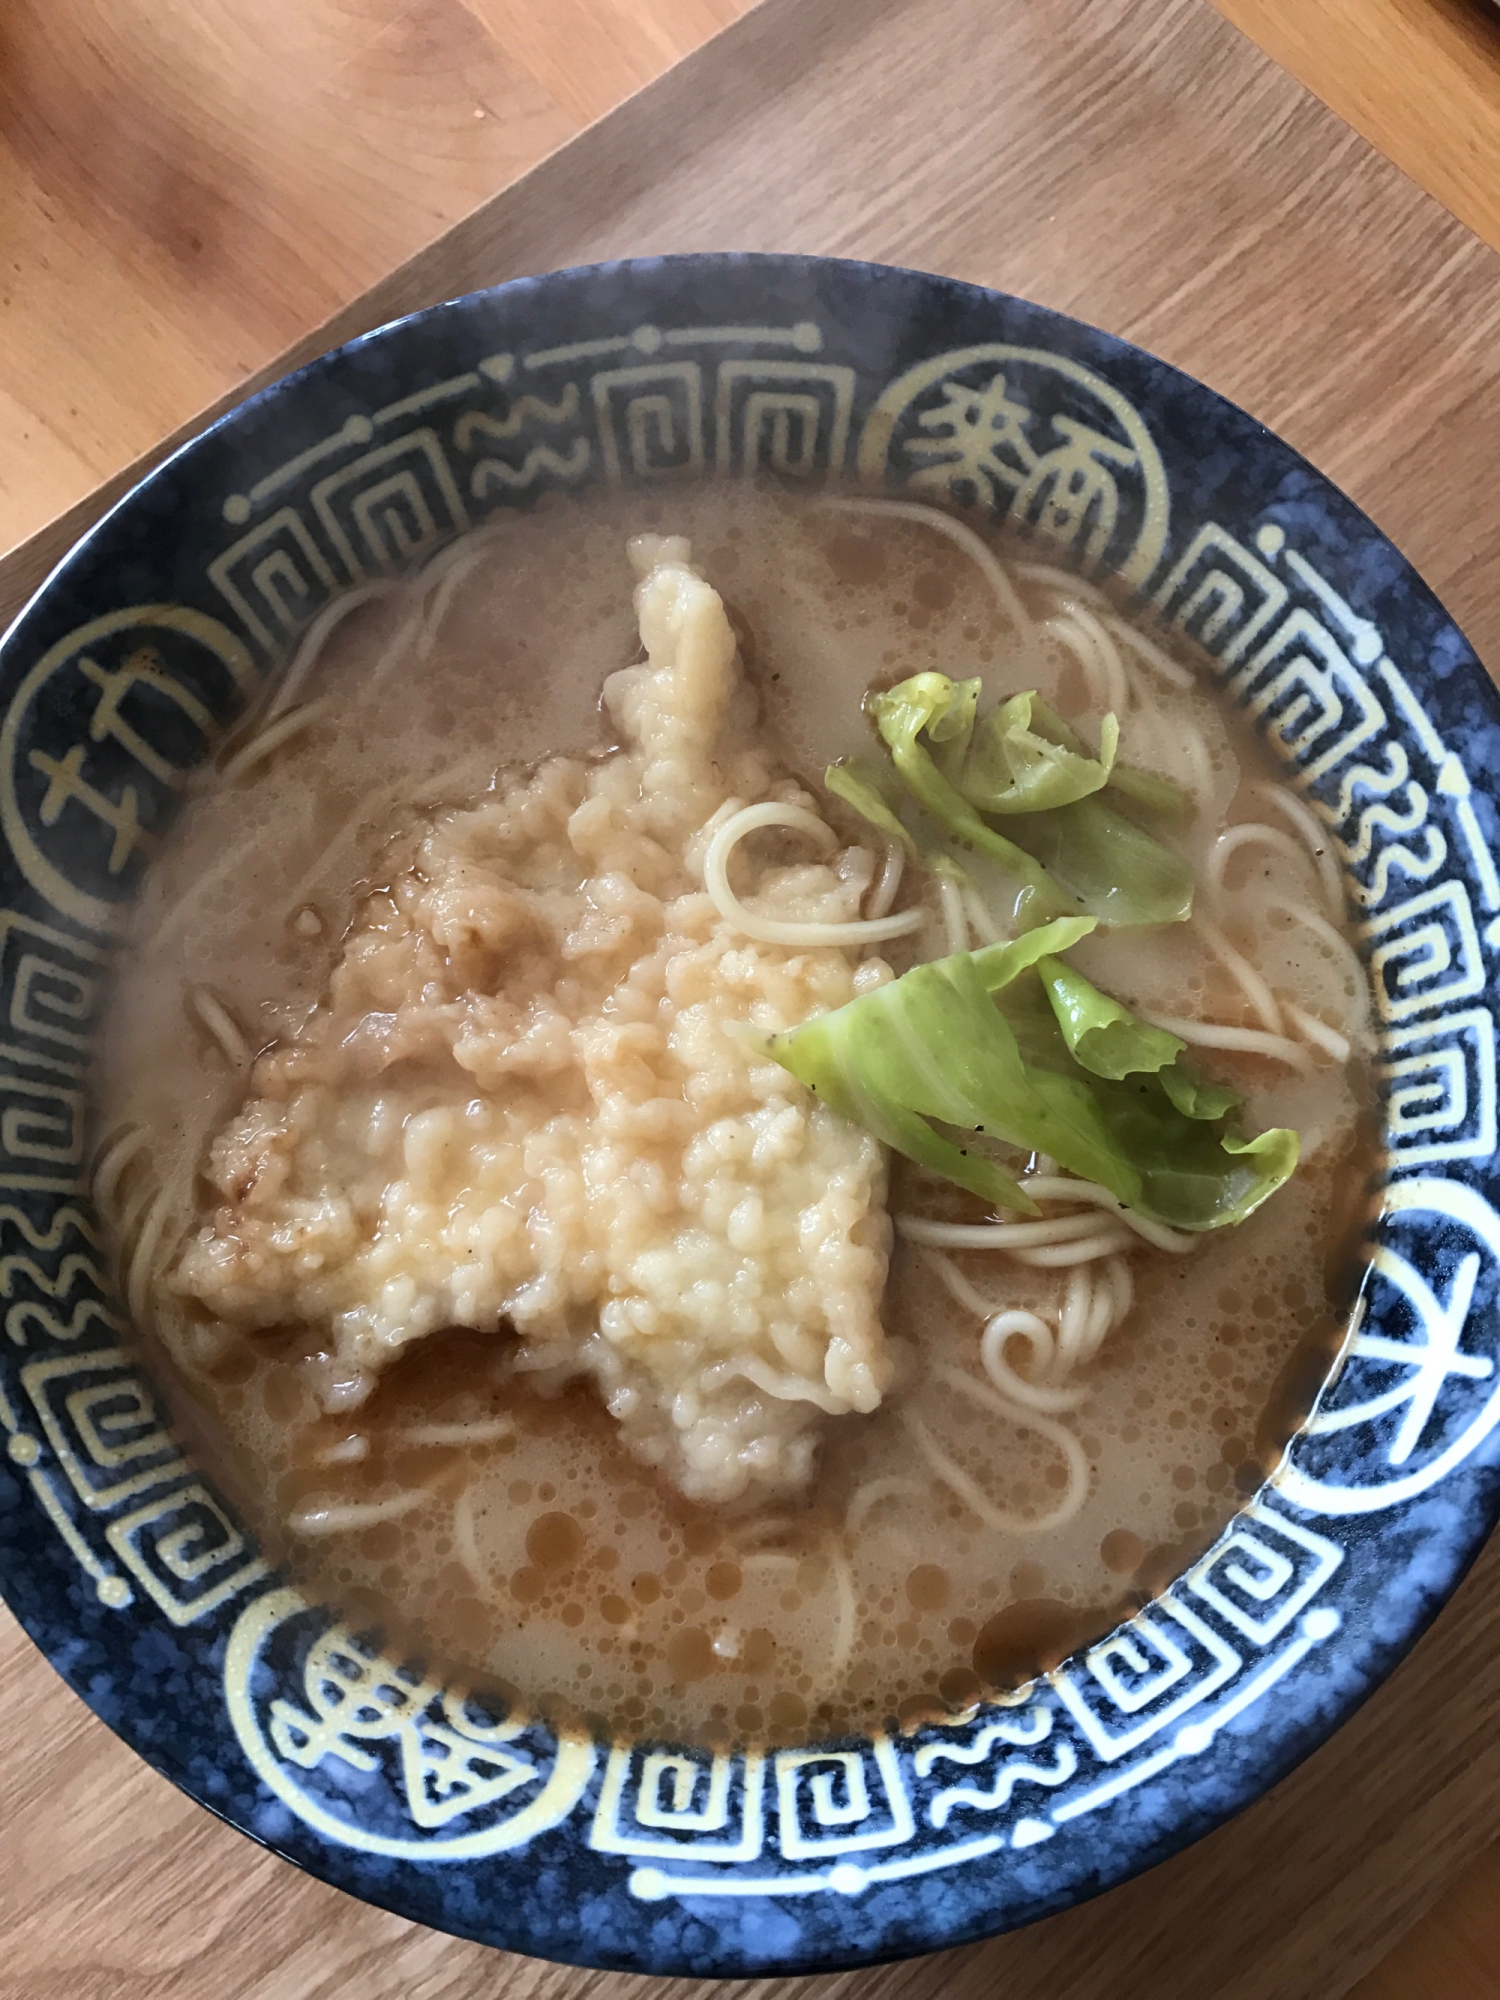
97;483;1377;1745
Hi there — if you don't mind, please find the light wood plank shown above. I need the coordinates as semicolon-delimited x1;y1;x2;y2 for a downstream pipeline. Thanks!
5;0;1498;560
1213;0;1500;257
455;0;751;123
1350;1839;1500;2000
6;0;1500;1995
0;0;753;555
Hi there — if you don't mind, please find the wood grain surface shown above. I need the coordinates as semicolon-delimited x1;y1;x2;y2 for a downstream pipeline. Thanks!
4;0;1500;1994
5;0;1498;562
1214;0;1500;262
0;0;753;554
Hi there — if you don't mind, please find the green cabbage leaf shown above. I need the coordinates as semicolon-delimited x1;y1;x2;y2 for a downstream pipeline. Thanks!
864;675;1073;926
864;673;1194;930
1002;797;1195;929
957;690;1119;814
823;758;919;856
765;921;1298;1231
1034;956;1185;1080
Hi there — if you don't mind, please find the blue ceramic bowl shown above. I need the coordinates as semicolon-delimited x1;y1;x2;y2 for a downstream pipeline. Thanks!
2;254;1498;1976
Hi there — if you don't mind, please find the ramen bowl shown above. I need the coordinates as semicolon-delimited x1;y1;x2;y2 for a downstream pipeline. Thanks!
1;254;1498;1975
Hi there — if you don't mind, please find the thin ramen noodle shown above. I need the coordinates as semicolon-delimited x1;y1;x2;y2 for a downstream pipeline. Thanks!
97;486;1375;1743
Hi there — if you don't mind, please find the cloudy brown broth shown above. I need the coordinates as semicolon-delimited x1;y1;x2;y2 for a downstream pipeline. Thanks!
97;483;1376;1744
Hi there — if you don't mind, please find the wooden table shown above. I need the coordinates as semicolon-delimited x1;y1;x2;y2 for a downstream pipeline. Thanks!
9;0;1500;563
4;2;1500;1994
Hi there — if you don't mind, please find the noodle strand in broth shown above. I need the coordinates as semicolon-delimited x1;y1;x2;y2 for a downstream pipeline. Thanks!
98;482;1372;1742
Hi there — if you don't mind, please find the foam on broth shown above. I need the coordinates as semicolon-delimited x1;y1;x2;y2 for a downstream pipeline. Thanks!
97;484;1376;1743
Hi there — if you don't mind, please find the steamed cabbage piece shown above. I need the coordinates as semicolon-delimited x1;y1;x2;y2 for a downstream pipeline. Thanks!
764;918;1298;1232
848;672;1194;930
943;687;1120;813
857;674;1073;926
784;665;1298;1229
824;759;919;857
